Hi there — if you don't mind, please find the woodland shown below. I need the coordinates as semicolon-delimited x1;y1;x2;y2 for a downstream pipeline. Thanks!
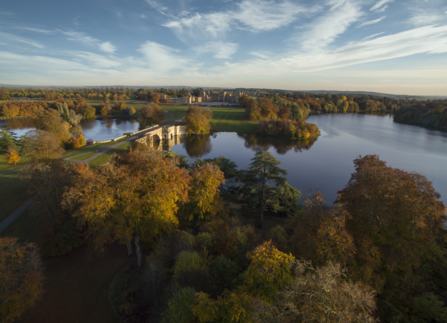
1;86;447;323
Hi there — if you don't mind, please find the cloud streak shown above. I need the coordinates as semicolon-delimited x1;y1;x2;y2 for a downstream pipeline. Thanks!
357;16;386;28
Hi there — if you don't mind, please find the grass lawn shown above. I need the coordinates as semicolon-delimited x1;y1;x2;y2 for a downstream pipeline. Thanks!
0;206;43;241
0;153;31;172
160;105;189;123
0;171;30;222
89;140;135;167
62;137;128;158
209;106;259;133
71;152;98;161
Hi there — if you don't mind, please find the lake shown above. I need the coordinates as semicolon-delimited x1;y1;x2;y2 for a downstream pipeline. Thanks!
0;118;143;142
2;114;447;204
172;114;447;204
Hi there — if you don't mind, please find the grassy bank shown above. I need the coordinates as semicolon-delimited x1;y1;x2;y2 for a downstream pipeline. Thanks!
0;154;31;172
62;137;128;158
88;139;135;167
209;106;258;133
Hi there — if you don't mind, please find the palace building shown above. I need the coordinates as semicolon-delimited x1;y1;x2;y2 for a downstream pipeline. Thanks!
176;90;245;105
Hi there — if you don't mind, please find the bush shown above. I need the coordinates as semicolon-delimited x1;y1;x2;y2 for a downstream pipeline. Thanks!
269;225;289;253
173;251;213;293
195;232;215;252
161;287;197;323
209;254;240;291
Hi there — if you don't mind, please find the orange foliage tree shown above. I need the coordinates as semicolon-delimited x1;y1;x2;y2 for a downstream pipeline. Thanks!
63;150;191;267
0;238;44;323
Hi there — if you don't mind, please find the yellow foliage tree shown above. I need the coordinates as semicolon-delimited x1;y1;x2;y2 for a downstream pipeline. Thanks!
6;147;20;165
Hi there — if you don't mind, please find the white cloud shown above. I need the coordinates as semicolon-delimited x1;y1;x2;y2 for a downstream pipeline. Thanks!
374;5;388;13
14;27;54;34
99;41;116;53
296;1;363;52
250;51;269;59
233;0;311;32
363;32;386;39
72;52;121;68
163;12;233;43
0;31;45;48
60;30;99;47
357;16;386;28
73;15;81;26
137;41;192;71
194;41;238;59
284;25;447;71
370;0;393;12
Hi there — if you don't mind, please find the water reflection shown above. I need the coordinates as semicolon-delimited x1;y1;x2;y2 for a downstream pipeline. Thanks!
182;135;212;157
237;133;317;154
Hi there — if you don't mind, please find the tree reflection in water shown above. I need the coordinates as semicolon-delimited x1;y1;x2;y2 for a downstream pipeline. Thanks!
237;133;317;155
183;134;212;157
4;118;34;129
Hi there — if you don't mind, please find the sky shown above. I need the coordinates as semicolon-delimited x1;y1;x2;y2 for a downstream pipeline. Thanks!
0;0;447;95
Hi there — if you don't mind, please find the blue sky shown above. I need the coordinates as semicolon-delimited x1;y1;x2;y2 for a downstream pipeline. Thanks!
0;0;446;95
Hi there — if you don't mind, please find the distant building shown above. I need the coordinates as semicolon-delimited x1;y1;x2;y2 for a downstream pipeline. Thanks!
176;90;245;105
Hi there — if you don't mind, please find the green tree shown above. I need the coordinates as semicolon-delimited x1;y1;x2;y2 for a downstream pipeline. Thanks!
185;106;212;134
241;151;288;223
22;130;64;162
0;130;19;151
161;287;197;323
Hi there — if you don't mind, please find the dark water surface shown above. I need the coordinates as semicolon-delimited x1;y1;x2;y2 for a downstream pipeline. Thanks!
172;114;447;204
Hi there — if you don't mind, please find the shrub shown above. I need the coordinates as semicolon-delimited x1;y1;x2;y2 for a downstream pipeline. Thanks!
209;255;240;291
161;287;197;323
268;225;289;253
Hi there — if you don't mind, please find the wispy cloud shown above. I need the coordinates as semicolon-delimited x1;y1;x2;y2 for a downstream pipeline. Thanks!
357;16;386;28
137;41;192;72
0;31;45;48
296;1;363;52
250;51;270;59
99;41;116;53
163;12;233;43
73;15;81;26
13;27;54;34
286;25;447;71
409;0;447;26
194;41;238;59
233;0;313;32
363;32;386;39
370;0;393;12
72;52;121;68
59;30;117;53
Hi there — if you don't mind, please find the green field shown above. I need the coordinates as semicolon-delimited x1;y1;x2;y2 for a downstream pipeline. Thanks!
209;106;259;133
0;153;31;172
71;152;98;161
0;171;30;222
62;137;128;158
88;140;135;167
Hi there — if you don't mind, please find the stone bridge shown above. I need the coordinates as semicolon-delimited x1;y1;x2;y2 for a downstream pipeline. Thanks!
135;124;187;150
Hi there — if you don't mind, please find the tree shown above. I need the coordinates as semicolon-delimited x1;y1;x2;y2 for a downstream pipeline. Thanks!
6;147;20;165
140;103;165;125
244;241;294;300
151;92;161;104
22;130;64;162
185;106;212;135
63;150;191;267
251;260;377;323
57;102;82;125
239;95;251;107
246;99;261;121
241;151;288;223
0;130;19;151
335;155;447;320
289;191;355;267
182;163;226;226
0;238;44;323
33;109;71;144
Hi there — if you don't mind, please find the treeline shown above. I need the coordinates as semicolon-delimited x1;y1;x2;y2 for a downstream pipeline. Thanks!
394;99;447;131
239;96;319;139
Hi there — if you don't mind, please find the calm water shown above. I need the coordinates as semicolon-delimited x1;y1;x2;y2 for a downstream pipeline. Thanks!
2;114;447;204
172;114;447;204
0;118;142;141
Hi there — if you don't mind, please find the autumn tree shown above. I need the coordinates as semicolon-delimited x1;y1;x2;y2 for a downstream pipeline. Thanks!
22;130;64;162
245;99;261;121
151;92;161;104
0;238;44;323
251;260;377;323
239;95;251;107
140;103;165;125
182;163;226;226
336;155;447;320
63;150;191;267
185;106;213;135
33;109;71;144
6;147;20;165
289;191;355;267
